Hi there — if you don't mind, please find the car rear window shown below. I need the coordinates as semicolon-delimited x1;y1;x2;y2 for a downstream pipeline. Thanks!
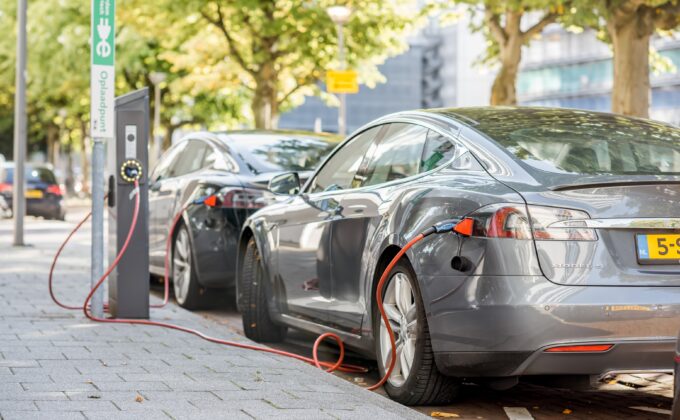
469;110;680;175
4;167;57;184
229;135;337;174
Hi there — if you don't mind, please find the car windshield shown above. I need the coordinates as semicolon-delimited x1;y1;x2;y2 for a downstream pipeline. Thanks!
3;167;57;184
228;134;337;174
465;109;680;175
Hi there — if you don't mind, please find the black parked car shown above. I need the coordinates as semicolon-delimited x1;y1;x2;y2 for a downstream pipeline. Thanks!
148;130;339;309
0;163;65;220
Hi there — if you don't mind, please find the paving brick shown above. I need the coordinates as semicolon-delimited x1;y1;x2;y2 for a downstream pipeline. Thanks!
165;408;253;420
81;411;170;420
93;381;172;392
0;220;421;420
0;411;85;420
21;382;98;392
35;400;119;411
0;400;39;411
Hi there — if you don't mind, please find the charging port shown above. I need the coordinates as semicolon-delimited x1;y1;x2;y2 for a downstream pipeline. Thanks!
120;159;143;183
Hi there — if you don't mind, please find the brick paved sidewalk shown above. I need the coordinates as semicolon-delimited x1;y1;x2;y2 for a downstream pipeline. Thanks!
0;217;422;420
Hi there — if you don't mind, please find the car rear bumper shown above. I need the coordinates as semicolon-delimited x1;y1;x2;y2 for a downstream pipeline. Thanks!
2;195;63;217
424;274;680;377
435;339;675;377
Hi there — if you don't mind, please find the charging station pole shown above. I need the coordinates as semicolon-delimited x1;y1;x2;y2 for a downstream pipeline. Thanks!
90;0;115;318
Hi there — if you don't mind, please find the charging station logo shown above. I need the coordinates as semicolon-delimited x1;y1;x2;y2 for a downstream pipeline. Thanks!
91;0;115;140
96;18;112;58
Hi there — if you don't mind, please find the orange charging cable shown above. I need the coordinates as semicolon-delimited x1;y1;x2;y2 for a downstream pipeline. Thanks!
50;180;435;389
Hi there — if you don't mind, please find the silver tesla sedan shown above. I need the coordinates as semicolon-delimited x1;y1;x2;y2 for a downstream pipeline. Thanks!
237;107;680;405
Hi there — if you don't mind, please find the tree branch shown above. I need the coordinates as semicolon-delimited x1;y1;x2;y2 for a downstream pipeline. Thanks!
200;5;255;76
485;8;507;44
653;1;680;30
278;76;316;106
522;12;558;42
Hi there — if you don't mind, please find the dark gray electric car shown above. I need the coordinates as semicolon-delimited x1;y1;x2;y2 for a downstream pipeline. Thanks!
673;332;679;419
148;130;338;309
237;107;680;405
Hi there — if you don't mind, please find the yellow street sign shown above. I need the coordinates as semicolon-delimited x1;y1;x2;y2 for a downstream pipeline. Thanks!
326;70;359;94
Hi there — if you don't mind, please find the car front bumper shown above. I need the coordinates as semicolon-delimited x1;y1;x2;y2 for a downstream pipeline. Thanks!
424;274;680;377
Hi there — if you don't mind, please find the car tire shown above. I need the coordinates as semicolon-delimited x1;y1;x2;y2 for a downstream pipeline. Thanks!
374;258;459;405
240;237;287;342
172;224;205;310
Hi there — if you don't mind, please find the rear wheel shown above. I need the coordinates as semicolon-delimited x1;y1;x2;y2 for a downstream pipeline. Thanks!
240;237;287;342
173;225;205;309
374;259;459;405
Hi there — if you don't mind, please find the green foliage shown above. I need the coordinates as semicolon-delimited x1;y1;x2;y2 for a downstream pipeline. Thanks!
135;0;418;125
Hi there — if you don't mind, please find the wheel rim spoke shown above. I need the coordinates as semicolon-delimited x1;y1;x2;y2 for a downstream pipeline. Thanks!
380;272;418;387
173;230;192;303
400;342;411;379
395;274;411;317
384;304;401;323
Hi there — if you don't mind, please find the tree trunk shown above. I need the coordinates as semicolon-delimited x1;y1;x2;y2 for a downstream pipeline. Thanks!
490;33;523;106
608;8;655;117
163;124;174;150
46;124;58;165
65;140;75;197
251;64;279;129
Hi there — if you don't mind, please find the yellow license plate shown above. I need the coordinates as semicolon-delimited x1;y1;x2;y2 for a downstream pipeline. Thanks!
637;234;680;263
26;189;43;199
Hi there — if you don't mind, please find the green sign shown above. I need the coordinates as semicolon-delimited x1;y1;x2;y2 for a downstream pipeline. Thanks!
91;0;115;139
92;0;115;66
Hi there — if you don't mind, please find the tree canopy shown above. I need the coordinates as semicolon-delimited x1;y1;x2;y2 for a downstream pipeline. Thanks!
135;0;418;128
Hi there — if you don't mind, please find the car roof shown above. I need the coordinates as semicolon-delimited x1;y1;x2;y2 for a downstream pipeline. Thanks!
216;129;342;144
422;106;675;129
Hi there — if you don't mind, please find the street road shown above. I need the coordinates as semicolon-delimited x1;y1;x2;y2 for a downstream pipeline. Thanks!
15;206;675;420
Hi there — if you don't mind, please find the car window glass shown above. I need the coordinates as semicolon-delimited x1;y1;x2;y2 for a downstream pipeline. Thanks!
204;147;236;172
309;126;381;193
466;109;680;175
3;167;57;184
169;140;209;177
151;141;187;181
362;123;428;187
421;130;456;172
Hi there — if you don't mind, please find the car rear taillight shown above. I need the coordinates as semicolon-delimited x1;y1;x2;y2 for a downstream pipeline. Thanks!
0;183;11;193
205;187;266;209
466;204;532;239
46;184;62;196
464;204;597;241
527;205;597;241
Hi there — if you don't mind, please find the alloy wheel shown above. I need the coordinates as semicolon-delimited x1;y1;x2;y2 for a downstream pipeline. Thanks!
379;272;418;387
173;228;192;304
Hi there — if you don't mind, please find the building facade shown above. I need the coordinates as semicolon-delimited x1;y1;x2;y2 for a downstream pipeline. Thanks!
518;26;680;125
279;18;680;133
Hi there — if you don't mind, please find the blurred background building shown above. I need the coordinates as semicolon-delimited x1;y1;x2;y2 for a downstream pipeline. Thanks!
280;18;680;133
518;26;680;126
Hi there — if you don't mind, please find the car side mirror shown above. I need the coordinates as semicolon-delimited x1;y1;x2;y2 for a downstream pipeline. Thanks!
268;172;300;196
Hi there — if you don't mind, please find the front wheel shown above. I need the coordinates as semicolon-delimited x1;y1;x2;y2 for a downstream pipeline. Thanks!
172;225;205;309
374;259;459;405
240;238;287;342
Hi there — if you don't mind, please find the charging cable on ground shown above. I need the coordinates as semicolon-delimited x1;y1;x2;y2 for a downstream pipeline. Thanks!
49;181;461;390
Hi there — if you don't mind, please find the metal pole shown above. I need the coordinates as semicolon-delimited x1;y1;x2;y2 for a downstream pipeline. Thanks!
90;138;105;318
153;86;161;167
12;0;27;247
336;23;347;137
